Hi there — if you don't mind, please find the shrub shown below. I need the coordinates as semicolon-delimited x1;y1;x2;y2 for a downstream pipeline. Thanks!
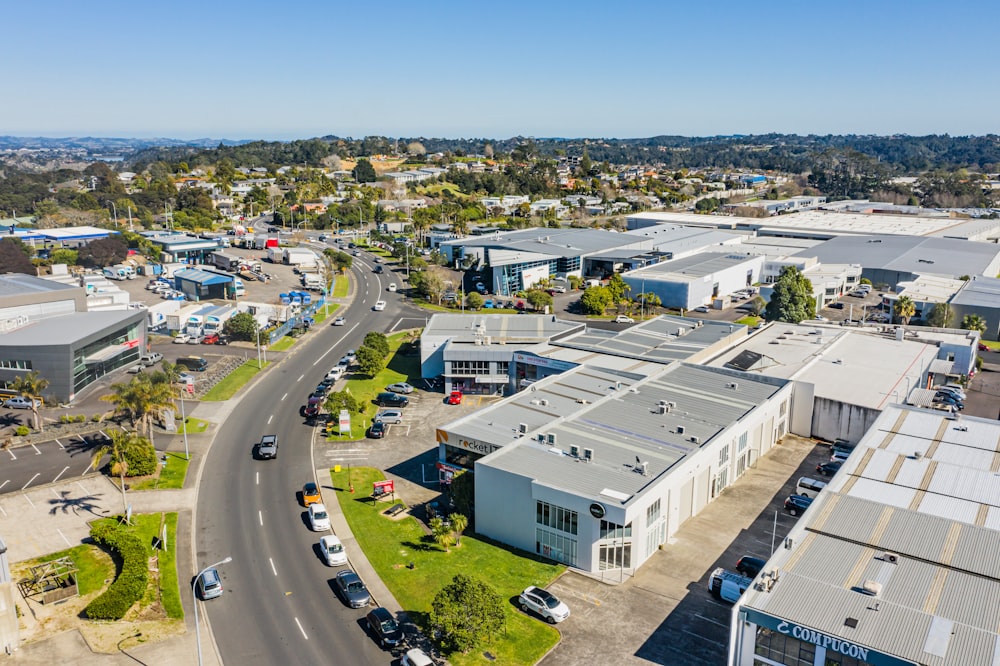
91;413;103;422
14;426;29;436
74;414;87;423
124;441;158;477
60;415;71;424
84;522;148;620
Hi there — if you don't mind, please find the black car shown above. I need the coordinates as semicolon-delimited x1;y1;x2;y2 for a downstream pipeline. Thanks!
375;392;409;408
366;607;403;648
829;302;845;309
214;334;231;345
736;556;766;578
334;569;371;608
368;421;386;439
783;494;813;516
816;461;842;476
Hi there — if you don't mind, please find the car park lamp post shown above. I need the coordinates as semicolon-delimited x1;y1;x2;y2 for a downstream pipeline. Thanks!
194;556;232;666
107;201;118;229
180;392;190;461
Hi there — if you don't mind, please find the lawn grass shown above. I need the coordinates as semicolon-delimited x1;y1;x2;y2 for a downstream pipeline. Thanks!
33;544;113;595
330;467;562;665
269;336;297;352
333;274;349;298
176;417;209;434
980;339;1000;351
201;360;269;401
311;303;339;325
159;513;182;618
329;332;420;440
129;452;190;491
411;299;520;315
735;316;762;327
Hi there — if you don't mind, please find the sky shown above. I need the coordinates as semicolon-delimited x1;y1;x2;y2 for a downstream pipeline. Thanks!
5;0;999;140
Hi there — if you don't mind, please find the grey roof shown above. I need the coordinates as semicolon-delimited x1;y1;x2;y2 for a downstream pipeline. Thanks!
0;273;76;298
174;268;233;285
624;251;760;281
791;235;1000;279
440;227;641;259
423;314;582;343
738;405;1000;665
457;362;788;507
950;275;1000;309
0;309;144;346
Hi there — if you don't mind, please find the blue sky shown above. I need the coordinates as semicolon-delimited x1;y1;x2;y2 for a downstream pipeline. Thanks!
6;0;998;140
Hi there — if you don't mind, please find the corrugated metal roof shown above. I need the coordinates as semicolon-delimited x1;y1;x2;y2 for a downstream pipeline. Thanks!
0;309;145;346
174;269;233;285
951;276;1000;309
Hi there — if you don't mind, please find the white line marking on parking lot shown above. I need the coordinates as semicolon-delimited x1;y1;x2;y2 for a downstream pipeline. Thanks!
57;529;72;546
31;443;41;455
76;481;88;493
281;393;288;401
99;430;109;439
7;449;15;461
52;466;70;483
55;438;64;449
23;493;35;508
294;617;308;640
0;505;6;517
695;611;730;630
297;374;304;382
405;425;411;437
258;510;263;526
269;558;277;576
267;415;273;425
22;473;39;490
0;480;9;492
84;459;96;473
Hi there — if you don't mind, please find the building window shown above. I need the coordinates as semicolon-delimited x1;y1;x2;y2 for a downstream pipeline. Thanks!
449;360;491;375
495;361;509;375
536;501;578;535
718;444;730;467
536;528;577;567
0;359;33;370
599;520;631;540
645;499;661;527
754;627;817;666
443;444;487;470
737;432;749;453
598;542;631;570
779;400;788;417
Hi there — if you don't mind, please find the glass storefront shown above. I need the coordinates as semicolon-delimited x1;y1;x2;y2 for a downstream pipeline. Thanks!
72;322;141;394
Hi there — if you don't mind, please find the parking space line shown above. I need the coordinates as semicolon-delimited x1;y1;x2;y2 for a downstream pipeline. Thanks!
294;617;308;640
31;443;41;455
269;558;277;576
256;472;259;485
56;529;72;547
281;393;288;401
21;473;39;491
52;466;70;484
7;449;15;461
267;415;273;425
55;438;65;449
23;494;35;508
0;480;8;492
76;481;88;494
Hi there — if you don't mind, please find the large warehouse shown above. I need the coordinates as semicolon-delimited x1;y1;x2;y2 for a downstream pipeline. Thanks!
729;405;1000;666
620;252;765;310
438;362;791;575
0;274;147;402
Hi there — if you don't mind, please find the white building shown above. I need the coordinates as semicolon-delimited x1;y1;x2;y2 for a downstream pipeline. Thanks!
621;252;766;310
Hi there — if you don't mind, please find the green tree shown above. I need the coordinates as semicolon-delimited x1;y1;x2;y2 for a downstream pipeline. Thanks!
356;345;386;377
606;273;630;304
449;513;469;546
353;159;377;183
894;296;916;325
224;312;260;342
580;286;612;315
100;373;177;441
638;291;662;316
925;302;953;328
49;248;79;265
77;236;129;268
465;291;483;310
430;574;505;654
9;371;49;431
764;266;816;323
525;289;553;311
363;331;390;357
449;470;474;515
961;313;987;334
324;390;362;415
415;266;447;304
325;249;353;272
430;517;455;552
90;429;154;514
859;277;872;286
0;237;34;273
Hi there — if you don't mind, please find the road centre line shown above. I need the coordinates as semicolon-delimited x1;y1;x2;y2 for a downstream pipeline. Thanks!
269;558;277;576
52;466;70;484
281;393;288;401
21;473;39;491
315;323;361;364
258;510;263;526
294;617;308;640
297;374;304;382
256;472;259;485
267;415;273;425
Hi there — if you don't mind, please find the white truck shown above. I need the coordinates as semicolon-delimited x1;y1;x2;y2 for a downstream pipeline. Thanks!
167;303;208;333
266;246;284;263
102;265;130;281
302;273;324;291
146;300;182;331
283;247;317;268
202;306;236;337
210;251;242;272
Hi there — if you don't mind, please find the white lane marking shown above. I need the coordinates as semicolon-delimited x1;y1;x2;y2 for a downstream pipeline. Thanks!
0;505;6;517
21;473;39;490
267;415;273;425
57;529;72;546
258;510;263;526
281;393;288;401
294;617;308;640
297;374;304;382
7;449;15;461
31;443;41;455
55;438;65;449
84;458;96;473
256;472;259;485
315;323;361;363
269;558;277;576
23;494;35;508
52;466;70;483
362;298;366;304
0;480;9;491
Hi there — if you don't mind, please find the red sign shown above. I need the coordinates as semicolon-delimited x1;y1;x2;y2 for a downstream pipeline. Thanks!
122;339;140;349
373;479;394;494
186;383;194;395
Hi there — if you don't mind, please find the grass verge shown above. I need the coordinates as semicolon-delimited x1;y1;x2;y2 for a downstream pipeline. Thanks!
33;544;113;596
130;452;190;491
333;274;349;298
201;360;269;401
269;336;296;352
735;316;762;327
330;467;562;665
311;303;339;325
176;417;209;434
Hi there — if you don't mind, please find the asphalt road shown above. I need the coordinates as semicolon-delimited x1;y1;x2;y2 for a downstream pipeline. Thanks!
197;250;417;665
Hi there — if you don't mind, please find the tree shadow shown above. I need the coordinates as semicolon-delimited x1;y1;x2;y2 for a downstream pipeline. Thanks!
0;413;25;428
401;537;439;553
48;490;108;517
64;433;110;460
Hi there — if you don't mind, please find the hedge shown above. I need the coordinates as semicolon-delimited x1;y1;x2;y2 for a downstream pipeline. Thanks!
84;521;148;620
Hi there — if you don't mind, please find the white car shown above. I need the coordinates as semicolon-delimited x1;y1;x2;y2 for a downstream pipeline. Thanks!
373;300;387;311
319;534;347;566
518;586;570;624
325;366;345;382
693;306;710;313
386;382;414;394
614;315;634;324
187;334;204;344
332;316;345;326
387;283;397;292
176;372;196;385
308;503;331;531
173;333;192;344
401;648;434;666
550;285;567;294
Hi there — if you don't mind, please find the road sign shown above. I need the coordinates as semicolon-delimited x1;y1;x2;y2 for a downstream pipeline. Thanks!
339;409;350;434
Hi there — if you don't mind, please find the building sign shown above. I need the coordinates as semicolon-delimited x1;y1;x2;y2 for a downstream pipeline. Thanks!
435;429;501;456
339;409;350;434
122;339;140;349
589;503;606;519
513;352;577;372
741;609;916;666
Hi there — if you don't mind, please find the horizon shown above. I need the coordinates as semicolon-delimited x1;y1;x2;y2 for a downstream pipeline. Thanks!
5;0;999;139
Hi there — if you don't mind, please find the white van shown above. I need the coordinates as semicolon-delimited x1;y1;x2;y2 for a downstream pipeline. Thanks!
796;477;827;498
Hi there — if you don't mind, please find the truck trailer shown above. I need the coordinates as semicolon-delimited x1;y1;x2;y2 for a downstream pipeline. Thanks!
210;251;242;272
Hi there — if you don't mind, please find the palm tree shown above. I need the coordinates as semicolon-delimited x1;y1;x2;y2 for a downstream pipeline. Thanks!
962;313;987;334
430;517;455;552
102;374;178;442
894;296;916;325
10;371;49;432
449;513;469;547
91;428;150;515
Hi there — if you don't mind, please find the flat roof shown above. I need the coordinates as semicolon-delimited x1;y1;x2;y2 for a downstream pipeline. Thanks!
738;405;1000;666
174;268;234;285
895;274;967;303
623;251;760;282
422;314;582;343
1;309;144;346
449;363;787;506
792;235;1000;279
37;226;118;240
0;273;77;298
705;323;944;409
951;275;1000;309
441;227;637;259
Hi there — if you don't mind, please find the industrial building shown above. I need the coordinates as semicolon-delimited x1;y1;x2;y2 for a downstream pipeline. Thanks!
728;404;1000;666
173;268;237;302
0;274;147;403
438;362;791;575
948;275;1000;341
620;252;765;310
141;231;228;263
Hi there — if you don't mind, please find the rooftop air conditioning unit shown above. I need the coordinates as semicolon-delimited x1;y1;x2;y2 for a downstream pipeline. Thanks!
677;425;685;435
519;423;527;433
881;552;899;564
639;461;648;476
548;433;556;445
658;404;670;415
539;399;549;406
727;382;739;389
570;445;580;458
583;448;594;461
690;435;701;445
861;580;883;597
668;402;676;409
537;434;546;442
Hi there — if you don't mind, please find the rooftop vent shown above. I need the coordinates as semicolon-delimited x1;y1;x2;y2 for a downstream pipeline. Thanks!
690;435;701;445
726;382;739;390
658;403;671;415
536;433;546;442
844;617;859;629
583;448;594;461
860;580;883;597
539;399;549;406
570;445;580;457
519;423;527;433
547;433;557;445
676;425;685;435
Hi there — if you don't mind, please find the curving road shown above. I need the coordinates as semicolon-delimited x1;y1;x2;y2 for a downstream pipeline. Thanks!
196;249;417;665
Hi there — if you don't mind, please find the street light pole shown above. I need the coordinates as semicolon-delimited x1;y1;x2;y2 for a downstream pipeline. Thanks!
255;324;263;369
108;201;118;229
180;393;190;461
193;556;232;666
